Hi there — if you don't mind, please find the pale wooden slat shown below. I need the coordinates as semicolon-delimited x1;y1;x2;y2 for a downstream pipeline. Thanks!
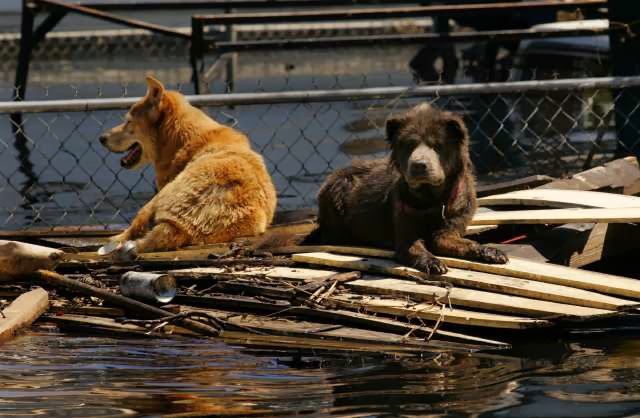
330;294;552;329
0;288;49;342
471;207;640;225
478;189;640;209
441;267;637;311
291;252;616;318
442;256;640;300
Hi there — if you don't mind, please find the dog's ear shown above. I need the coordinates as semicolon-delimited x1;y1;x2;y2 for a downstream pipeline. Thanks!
385;115;405;144
145;75;165;105
444;113;468;143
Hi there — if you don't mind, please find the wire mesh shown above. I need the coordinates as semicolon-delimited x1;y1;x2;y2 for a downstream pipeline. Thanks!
2;77;639;231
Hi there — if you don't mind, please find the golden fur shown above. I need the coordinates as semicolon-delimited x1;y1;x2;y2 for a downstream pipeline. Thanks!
99;76;277;252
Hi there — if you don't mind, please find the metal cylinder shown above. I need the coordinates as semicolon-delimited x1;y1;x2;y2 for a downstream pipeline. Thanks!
119;272;177;304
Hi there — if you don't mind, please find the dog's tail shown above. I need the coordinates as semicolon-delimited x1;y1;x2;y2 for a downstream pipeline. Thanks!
252;224;322;251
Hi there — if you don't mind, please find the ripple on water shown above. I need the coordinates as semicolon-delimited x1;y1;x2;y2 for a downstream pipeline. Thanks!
3;331;640;417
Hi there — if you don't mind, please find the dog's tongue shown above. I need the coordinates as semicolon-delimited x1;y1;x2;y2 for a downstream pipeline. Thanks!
120;143;142;168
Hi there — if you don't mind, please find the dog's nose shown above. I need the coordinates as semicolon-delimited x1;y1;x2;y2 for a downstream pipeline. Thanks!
409;161;428;177
99;135;107;145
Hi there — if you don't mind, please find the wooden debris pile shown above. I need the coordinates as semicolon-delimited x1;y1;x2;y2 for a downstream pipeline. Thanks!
1;157;640;357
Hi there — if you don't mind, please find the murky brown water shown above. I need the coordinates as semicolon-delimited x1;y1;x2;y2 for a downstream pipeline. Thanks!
4;328;640;417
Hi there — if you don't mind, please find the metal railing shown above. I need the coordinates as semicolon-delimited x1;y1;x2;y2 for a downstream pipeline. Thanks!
3;76;640;231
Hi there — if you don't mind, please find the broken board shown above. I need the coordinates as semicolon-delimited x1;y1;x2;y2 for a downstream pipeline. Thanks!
0;288;49;342
478;189;640;209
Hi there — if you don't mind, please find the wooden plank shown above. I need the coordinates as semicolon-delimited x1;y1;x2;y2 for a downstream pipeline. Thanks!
442;256;640;300
539;156;640;192
0;288;49;342
49;301;125;317
171;266;555;330
471;207;640;226
466;224;498;235
478;189;640;209
291;253;616;319
330;294;552;330
43;314;169;337
67;222;493;264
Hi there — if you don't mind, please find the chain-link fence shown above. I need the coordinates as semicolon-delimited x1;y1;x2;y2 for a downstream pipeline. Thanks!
2;75;640;231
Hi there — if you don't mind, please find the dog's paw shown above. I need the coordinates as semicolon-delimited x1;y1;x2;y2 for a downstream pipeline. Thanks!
98;240;137;262
414;256;448;275
478;246;509;264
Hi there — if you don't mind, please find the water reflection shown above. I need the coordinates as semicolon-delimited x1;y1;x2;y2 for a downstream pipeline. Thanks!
2;330;640;417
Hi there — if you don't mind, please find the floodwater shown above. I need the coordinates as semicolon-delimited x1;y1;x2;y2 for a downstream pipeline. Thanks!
5;328;640;417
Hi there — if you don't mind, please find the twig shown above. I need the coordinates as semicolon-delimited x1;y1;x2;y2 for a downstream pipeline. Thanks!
308;286;326;301
315;280;338;304
425;309;446;342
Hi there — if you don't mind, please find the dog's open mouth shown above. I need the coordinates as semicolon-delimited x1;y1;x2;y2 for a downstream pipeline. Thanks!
120;143;142;169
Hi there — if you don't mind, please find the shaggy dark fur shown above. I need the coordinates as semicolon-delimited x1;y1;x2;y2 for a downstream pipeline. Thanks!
310;103;508;275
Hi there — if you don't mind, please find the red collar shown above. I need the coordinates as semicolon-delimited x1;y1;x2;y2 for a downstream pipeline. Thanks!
445;177;465;217
397;177;466;219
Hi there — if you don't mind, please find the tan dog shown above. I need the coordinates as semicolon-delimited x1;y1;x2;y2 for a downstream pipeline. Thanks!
99;76;277;253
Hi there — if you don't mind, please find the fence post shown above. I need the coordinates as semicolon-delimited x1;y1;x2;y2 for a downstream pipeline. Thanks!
609;0;640;160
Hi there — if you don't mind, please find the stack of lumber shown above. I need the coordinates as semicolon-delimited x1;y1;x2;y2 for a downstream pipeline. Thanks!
1;157;640;357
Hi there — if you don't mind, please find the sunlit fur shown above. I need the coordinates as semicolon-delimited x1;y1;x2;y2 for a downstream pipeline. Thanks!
101;76;277;252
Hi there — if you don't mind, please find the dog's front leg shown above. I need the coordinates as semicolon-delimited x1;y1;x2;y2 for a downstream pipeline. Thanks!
431;230;508;264
110;198;157;244
396;238;448;275
394;215;448;275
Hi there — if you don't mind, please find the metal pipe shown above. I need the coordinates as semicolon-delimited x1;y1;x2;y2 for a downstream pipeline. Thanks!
209;26;613;52
1;76;638;114
39;0;191;39
194;0;607;25
73;0;424;11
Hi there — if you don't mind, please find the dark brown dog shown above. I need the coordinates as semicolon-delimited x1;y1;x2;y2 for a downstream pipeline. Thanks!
311;103;508;274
